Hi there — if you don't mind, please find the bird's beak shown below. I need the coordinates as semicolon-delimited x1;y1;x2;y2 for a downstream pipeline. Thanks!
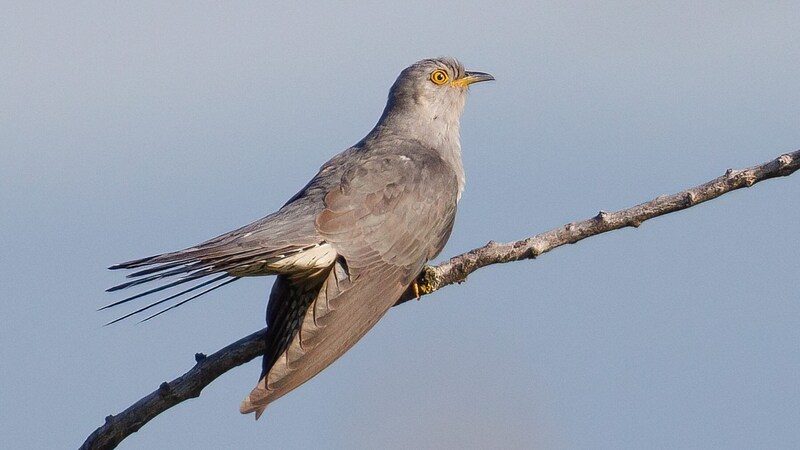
451;71;495;88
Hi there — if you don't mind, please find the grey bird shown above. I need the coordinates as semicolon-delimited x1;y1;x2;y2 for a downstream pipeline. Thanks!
104;57;493;418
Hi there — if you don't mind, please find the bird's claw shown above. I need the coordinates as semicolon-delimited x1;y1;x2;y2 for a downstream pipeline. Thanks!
412;279;434;300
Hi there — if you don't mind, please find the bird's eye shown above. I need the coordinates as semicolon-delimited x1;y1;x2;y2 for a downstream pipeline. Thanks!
430;69;449;85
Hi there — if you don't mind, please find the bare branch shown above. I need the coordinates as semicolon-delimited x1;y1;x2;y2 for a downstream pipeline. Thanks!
81;149;800;450
79;330;268;450
397;149;800;304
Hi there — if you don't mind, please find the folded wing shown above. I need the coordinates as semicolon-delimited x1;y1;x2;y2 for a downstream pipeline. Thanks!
241;146;459;416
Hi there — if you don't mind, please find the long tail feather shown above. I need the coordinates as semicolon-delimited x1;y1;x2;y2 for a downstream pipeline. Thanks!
103;274;233;325
138;277;241;323
126;260;188;278
104;235;315;323
106;262;205;292
100;269;220;310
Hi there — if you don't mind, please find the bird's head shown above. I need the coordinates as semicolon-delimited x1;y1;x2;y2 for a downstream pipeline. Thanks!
381;57;494;133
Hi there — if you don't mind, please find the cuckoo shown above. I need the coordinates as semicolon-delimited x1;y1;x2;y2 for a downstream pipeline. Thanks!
104;57;494;418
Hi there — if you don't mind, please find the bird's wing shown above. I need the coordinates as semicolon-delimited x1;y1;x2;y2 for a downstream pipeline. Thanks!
241;147;458;416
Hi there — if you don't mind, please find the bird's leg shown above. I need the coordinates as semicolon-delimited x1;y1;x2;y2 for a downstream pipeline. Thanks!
394;270;438;306
411;275;435;300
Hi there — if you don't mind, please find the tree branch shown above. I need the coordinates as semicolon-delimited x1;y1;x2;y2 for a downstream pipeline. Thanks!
81;149;800;450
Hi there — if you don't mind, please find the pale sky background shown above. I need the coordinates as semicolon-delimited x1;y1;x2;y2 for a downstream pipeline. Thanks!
2;2;799;449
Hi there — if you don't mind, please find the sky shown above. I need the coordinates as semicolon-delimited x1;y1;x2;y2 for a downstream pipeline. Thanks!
2;1;799;449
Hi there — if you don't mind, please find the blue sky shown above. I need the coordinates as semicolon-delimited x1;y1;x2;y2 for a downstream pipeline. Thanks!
2;2;799;449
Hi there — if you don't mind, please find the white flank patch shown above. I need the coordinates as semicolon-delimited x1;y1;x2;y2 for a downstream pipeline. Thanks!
271;243;337;271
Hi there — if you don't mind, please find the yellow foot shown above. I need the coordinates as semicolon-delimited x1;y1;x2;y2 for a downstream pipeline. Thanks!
412;278;433;300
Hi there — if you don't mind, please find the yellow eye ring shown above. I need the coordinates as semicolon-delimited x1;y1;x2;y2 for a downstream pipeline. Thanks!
430;69;449;85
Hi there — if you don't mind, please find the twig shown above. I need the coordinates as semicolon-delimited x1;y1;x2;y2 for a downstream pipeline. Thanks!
79;331;268;450
399;149;800;303
80;149;800;450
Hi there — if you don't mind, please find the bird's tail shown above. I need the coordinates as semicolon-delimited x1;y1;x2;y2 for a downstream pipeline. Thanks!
101;243;262;323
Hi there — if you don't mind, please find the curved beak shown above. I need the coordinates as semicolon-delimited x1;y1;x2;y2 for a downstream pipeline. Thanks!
451;70;495;88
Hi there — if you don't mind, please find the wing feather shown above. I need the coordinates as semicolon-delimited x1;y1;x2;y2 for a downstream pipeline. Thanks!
241;145;459;416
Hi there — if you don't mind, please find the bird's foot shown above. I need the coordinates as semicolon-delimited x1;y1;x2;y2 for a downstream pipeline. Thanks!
412;279;433;300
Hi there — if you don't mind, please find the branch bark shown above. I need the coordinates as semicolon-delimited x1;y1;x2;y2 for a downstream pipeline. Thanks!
81;149;800;450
